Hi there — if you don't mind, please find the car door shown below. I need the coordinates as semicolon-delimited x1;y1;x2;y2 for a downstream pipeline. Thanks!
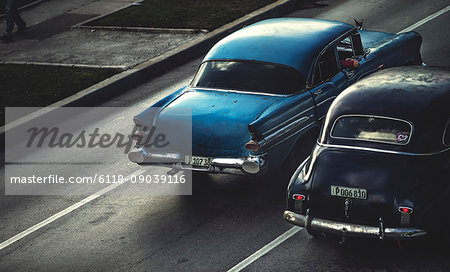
310;45;349;121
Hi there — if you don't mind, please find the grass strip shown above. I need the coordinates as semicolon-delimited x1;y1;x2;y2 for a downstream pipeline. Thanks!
87;0;276;31
1;64;120;126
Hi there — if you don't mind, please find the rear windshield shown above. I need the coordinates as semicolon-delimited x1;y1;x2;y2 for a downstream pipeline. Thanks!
331;116;412;145
191;61;306;95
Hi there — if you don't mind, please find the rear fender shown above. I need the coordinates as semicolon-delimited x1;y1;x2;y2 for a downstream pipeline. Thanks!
368;31;422;67
248;91;316;139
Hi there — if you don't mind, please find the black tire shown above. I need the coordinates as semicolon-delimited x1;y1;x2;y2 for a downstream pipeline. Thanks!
306;228;326;239
191;171;214;195
192;171;212;182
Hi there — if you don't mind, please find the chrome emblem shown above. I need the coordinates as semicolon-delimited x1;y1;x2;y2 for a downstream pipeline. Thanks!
344;198;352;219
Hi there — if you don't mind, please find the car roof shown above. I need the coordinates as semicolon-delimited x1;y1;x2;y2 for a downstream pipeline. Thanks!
202;18;354;77
321;66;450;153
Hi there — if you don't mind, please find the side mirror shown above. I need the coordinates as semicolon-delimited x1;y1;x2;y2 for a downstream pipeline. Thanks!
351;33;364;57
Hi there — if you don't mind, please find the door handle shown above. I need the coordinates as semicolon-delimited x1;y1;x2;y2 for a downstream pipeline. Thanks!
344;69;355;79
314;89;323;96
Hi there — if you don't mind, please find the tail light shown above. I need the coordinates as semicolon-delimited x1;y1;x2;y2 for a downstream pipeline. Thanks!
132;124;150;144
293;194;306;213
398;206;413;226
399;207;413;214
245;140;260;151
132;130;146;140
293;194;305;201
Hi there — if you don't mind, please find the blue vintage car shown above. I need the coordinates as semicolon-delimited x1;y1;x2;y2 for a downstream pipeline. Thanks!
128;18;423;175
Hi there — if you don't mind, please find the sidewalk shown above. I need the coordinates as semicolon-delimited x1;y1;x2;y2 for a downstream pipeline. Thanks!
0;0;204;68
1;0;324;134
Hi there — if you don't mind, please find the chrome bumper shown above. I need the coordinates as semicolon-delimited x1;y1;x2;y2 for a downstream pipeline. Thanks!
283;210;427;240
128;147;266;175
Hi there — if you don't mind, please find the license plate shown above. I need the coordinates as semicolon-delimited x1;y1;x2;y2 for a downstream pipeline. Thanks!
331;185;367;199
187;156;212;167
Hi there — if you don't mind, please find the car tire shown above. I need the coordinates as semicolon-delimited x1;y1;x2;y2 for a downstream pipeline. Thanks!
192;171;211;182
191;171;213;194
443;220;450;247
306;229;326;239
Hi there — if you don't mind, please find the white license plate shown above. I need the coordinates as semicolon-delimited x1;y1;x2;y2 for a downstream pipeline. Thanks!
331;185;367;200
187;156;212;167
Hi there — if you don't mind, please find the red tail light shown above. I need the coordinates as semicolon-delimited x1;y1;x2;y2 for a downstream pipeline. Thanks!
245;140;260;151
399;207;413;214
132;131;146;140
293;194;305;201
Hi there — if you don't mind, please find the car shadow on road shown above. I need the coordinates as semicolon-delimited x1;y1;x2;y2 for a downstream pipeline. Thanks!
308;234;450;269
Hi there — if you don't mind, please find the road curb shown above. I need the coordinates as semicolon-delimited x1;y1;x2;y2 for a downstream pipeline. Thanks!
75;25;209;34
2;60;127;70
71;0;145;29
1;0;297;135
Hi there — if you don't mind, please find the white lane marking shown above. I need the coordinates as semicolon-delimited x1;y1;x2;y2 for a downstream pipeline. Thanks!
397;5;450;33
227;226;302;272
0;169;147;251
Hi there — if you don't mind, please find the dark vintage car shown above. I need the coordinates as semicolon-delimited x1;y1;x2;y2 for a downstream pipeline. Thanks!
284;66;450;241
128;18;423;176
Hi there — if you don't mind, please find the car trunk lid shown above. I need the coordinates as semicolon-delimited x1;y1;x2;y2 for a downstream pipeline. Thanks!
308;149;425;226
158;88;280;156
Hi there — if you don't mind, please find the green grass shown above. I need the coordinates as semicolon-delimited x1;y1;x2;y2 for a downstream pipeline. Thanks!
87;0;276;31
0;64;120;126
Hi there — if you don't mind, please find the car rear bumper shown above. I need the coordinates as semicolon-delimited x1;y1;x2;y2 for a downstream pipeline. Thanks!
283;210;427;240
128;147;267;175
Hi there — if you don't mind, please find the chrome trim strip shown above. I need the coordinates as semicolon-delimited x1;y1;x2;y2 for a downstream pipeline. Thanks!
261;105;316;137
330;114;414;146
151;89;188;127
129;148;268;175
283;211;427;240
188;86;286;97
318;142;450;156
316;96;337;121
211;158;244;167
263;122;318;152
177;164;211;172
443;118;450;146
259;116;312;148
316;96;337;107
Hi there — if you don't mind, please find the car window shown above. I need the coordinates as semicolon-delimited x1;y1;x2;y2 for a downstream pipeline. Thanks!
337;36;354;61
191;61;306;95
331;115;412;145
444;119;450;146
313;46;339;86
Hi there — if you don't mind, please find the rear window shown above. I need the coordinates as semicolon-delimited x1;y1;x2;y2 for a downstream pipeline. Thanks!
191;61;306;95
331;115;412;145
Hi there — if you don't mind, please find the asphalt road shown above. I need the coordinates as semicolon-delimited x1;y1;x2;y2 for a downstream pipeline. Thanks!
1;0;450;271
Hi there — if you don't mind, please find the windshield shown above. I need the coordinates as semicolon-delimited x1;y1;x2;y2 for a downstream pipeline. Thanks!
331;115;412;145
191;61;306;95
